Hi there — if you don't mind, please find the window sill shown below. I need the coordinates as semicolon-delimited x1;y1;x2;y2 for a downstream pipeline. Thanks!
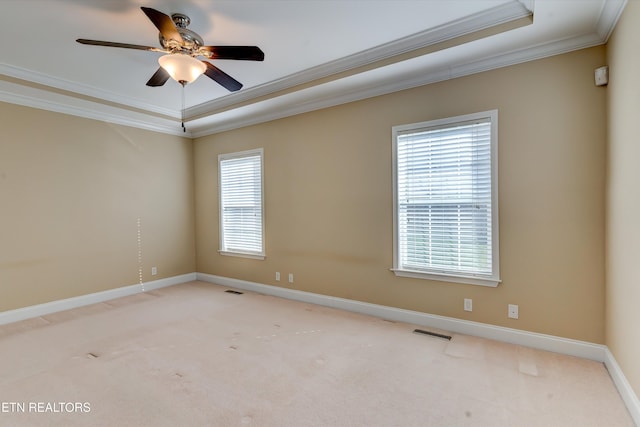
219;250;265;260
391;268;500;287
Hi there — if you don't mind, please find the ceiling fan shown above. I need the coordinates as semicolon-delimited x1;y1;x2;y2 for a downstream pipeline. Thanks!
77;6;264;92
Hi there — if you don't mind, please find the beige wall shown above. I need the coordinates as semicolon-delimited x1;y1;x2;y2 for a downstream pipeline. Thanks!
195;46;607;343
0;104;195;311
606;0;640;398
0;46;610;346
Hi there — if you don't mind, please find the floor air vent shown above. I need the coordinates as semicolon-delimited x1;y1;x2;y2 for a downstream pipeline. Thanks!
413;329;452;341
224;290;244;295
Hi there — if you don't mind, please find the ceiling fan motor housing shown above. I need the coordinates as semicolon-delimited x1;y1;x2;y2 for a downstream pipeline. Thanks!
159;13;204;52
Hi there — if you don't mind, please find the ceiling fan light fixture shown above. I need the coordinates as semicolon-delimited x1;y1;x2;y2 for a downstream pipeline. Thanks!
158;53;206;84
78;7;261;94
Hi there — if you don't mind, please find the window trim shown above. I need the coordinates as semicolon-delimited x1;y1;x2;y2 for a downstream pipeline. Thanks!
392;110;500;287
218;148;266;260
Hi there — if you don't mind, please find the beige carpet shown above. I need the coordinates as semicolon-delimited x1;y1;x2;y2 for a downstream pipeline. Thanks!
0;281;633;426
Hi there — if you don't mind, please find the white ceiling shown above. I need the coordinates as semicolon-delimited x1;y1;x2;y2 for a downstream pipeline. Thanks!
0;0;625;137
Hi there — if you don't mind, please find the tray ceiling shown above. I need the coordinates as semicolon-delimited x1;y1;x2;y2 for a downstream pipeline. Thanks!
0;0;626;137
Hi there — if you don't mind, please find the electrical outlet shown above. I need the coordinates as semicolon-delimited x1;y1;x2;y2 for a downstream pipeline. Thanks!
151;266;157;276
508;304;519;319
288;273;294;283
464;298;472;312
275;272;280;281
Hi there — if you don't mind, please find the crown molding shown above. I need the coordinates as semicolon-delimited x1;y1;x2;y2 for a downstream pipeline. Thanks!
0;63;179;119
0;80;187;137
188;30;606;137
597;0;627;41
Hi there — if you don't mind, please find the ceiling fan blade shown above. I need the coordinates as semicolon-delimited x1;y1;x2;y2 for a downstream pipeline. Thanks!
76;39;160;51
201;46;265;61
146;67;171;87
140;7;184;44
203;61;243;92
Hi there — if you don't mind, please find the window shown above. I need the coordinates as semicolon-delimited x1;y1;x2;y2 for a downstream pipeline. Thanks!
219;148;265;259
392;111;499;287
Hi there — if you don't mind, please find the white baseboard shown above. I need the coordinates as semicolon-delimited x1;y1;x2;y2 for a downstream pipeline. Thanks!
0;273;196;326
604;348;640;426
197;273;606;361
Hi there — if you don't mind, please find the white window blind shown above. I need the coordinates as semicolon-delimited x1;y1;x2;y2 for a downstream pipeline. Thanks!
392;111;499;286
219;149;264;259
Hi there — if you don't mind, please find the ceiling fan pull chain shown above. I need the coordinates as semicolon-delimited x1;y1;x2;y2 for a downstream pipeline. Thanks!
181;81;186;132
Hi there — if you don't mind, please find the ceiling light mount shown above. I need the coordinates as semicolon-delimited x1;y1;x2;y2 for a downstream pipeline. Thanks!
172;13;190;29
